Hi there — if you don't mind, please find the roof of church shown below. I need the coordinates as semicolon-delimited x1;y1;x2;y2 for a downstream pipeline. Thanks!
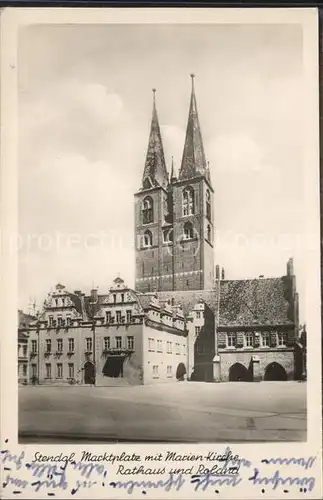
157;288;219;318
178;75;211;185
141;90;169;191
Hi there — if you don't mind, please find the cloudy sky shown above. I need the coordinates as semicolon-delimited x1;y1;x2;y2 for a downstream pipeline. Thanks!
18;22;308;317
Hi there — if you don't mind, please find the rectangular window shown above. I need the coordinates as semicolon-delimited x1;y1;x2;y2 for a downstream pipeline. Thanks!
31;340;37;353
196;311;201;319
32;364;37;377
56;363;63;379
116;311;121;323
148;338;155;351
46;339;51;353
127;336;134;350
157;340;163;353
49;315;54;327
57;316;63;327
68;338;74;352
121;294;124;302
45;363;51;379
113;294;117;304
167;366;172;378
115;336;122;349
195;326;201;337
68;363;74;379
175;343;180;355
66;316;72;327
166;341;172;354
23;345;27;356
104;336;110;350
153;365;159;378
245;332;253;347
262;332;270;347
227;333;236;348
106;311;111;323
86;338;92;352
277;332;286;346
22;364;27;376
57;338;63;352
126;310;132;323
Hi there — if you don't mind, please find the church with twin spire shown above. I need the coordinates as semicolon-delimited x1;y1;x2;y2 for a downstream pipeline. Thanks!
135;75;215;293
18;76;304;386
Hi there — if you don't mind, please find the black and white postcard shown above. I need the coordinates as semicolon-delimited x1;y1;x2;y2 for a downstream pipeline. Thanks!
0;6;322;499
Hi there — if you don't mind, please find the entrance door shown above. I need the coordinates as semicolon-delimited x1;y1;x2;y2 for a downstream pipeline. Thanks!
84;361;95;384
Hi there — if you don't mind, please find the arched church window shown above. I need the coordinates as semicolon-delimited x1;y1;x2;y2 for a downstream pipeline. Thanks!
206;189;211;221
184;221;194;240
142;230;153;248
142;197;153;224
207;224;211;242
163;228;173;244
183;187;195;216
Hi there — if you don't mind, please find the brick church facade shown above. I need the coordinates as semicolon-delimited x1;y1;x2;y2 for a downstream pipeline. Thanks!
18;76;303;384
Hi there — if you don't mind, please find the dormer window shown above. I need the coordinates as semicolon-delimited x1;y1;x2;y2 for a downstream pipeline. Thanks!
142;230;153;248
183;221;194;240
142;196;154;224
183;186;195;216
206;189;211;220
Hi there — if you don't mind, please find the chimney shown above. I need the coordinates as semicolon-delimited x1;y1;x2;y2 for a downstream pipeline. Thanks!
74;290;82;295
287;258;294;277
259;275;264;279
221;267;225;280
215;265;220;280
90;289;98;302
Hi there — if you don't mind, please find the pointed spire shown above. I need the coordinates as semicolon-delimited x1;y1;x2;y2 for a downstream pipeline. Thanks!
170;156;177;183
141;89;169;190
179;74;211;184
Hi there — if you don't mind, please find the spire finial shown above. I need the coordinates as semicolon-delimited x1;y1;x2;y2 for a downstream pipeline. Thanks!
152;88;156;103
190;73;195;90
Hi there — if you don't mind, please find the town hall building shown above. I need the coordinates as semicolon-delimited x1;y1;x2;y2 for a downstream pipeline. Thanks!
18;75;303;385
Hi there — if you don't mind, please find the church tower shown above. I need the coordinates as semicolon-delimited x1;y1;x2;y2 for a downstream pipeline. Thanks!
134;77;214;293
134;90;173;293
171;74;214;291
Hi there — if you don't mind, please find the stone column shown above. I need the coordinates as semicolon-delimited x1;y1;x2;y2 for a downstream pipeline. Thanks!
212;355;221;382
252;355;261;382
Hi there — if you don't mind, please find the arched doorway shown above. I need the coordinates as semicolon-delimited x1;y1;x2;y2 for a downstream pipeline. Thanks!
229;363;248;382
84;361;95;384
264;362;287;381
176;363;187;381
